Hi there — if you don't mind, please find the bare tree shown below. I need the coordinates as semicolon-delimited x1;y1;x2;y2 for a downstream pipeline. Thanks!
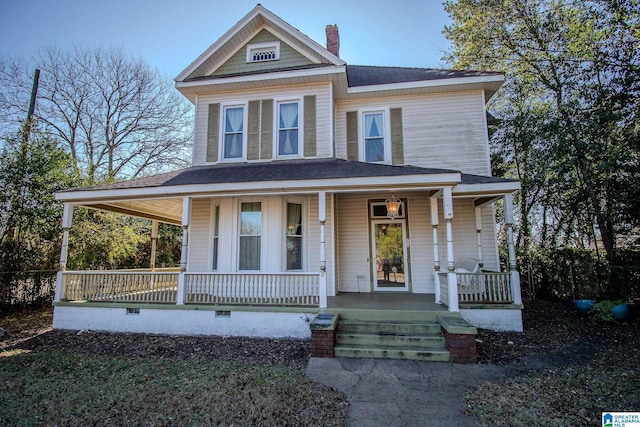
0;47;193;183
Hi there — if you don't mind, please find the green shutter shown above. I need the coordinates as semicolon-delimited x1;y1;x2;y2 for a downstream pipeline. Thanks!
390;108;404;165
260;99;273;159
206;103;220;162
247;100;260;160
303;95;316;157
346;111;358;161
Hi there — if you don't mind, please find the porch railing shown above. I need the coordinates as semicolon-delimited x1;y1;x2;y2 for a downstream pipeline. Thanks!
62;271;179;303
438;271;512;306
185;273;319;306
59;271;320;307
457;272;512;303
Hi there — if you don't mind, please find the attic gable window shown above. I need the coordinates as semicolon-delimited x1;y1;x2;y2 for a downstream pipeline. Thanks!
246;42;280;63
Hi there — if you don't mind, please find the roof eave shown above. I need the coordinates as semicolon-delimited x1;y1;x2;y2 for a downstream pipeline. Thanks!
55;172;463;203
453;180;521;196
176;65;345;102
346;74;504;95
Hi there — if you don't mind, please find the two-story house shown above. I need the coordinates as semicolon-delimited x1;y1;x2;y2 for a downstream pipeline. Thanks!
53;5;522;362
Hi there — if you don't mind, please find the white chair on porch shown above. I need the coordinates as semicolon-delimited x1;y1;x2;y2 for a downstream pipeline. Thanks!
454;257;485;301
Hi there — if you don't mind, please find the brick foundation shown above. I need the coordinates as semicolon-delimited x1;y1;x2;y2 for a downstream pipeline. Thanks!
310;329;335;358
442;328;478;364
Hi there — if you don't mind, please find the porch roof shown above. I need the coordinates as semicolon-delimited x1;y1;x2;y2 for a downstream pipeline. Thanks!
55;159;519;224
58;158;516;194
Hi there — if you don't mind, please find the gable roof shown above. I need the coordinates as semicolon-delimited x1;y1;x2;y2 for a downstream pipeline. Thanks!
176;5;345;82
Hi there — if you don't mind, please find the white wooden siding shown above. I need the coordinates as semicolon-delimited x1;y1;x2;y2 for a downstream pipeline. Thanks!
335;195;371;292
193;83;332;166
335;91;491;175
187;198;212;271
406;194;432;294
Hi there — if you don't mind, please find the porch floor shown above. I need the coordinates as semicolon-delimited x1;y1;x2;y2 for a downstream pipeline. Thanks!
326;292;448;314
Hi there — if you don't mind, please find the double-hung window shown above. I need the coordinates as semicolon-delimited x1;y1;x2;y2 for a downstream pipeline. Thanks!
286;202;303;270
222;105;245;160
277;100;300;157
239;202;261;270
361;109;391;164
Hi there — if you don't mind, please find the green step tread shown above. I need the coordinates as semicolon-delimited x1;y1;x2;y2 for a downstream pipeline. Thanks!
334;344;451;361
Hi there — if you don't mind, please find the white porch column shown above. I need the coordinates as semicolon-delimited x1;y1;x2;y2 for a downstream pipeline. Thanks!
177;197;191;305
150;220;159;271
430;195;441;304
55;203;74;302
318;191;328;310
475;205;484;268
443;187;459;312
504;194;522;305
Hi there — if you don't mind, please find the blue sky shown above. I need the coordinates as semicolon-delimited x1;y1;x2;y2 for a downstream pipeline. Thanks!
0;0;453;79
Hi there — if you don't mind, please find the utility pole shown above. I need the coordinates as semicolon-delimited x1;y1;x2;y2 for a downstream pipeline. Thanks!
23;68;40;143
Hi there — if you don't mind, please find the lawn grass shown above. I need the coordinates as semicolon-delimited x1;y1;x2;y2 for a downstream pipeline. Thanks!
0;308;349;426
467;350;640;426
467;299;640;427
1;351;345;426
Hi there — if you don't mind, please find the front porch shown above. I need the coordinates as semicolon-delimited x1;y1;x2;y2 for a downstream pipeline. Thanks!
53;160;524;336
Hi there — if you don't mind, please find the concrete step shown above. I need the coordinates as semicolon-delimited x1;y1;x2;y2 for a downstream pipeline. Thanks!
337;320;442;335
336;332;445;349
334;344;451;362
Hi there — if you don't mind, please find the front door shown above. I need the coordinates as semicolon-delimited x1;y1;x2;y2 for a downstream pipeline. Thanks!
371;220;409;291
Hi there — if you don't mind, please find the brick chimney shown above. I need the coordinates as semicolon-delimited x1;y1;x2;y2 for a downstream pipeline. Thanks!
326;24;340;57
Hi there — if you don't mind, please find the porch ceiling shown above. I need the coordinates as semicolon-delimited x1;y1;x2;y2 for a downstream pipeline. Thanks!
85;199;183;225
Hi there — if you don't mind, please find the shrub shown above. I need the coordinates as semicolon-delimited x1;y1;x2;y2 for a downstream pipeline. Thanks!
591;300;625;322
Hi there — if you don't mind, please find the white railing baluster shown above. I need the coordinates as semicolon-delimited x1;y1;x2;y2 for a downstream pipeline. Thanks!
455;272;512;304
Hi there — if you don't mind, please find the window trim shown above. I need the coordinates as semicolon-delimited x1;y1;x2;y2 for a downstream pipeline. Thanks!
237;199;263;271
358;107;391;164
273;97;304;158
283;198;307;271
246;41;281;63
369;200;406;219
219;101;248;162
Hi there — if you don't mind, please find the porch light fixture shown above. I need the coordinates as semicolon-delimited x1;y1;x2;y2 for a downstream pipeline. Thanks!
385;194;401;220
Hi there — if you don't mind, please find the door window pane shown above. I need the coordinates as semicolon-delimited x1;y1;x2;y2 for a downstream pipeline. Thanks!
374;223;405;288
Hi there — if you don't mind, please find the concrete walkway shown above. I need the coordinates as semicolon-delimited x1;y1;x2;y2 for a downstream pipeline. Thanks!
306;358;508;427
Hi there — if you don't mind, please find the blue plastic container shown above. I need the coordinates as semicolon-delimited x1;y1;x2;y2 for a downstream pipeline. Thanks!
574;299;596;314
612;303;629;320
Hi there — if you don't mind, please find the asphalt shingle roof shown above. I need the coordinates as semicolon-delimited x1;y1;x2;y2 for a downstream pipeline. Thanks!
346;65;503;87
61;158;516;193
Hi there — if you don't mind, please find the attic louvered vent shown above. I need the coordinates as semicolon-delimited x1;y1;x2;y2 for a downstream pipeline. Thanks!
246;42;280;63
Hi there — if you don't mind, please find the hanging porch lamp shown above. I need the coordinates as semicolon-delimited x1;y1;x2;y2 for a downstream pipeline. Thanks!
385;194;401;220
